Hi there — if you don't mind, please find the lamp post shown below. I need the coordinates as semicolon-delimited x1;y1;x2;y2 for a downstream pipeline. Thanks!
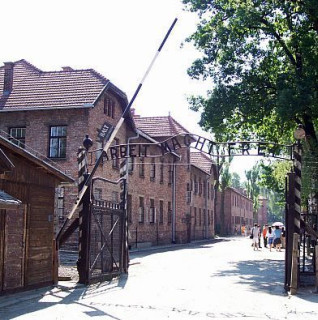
294;125;306;143
293;125;305;235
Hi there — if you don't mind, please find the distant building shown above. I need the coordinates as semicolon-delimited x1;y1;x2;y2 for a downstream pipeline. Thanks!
216;187;253;235
257;196;268;226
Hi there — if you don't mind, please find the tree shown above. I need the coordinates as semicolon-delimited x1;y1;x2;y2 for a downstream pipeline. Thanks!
219;162;232;234
231;172;241;189
183;0;318;148
244;164;261;220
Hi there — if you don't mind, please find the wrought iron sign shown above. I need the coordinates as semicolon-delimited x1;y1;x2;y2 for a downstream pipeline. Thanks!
97;122;114;143
100;133;294;161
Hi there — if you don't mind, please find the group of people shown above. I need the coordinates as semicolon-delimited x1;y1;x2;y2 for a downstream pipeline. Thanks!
250;223;285;251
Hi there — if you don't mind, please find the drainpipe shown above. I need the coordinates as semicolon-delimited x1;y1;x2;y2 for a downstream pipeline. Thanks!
125;131;140;252
205;175;209;238
172;158;178;243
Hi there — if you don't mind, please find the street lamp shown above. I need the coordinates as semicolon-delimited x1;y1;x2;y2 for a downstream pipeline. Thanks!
294;125;306;141
83;134;93;151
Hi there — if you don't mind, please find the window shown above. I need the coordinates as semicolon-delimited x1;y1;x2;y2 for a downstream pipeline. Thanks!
186;183;191;204
56;187;65;222
194;175;198;194
194;207;197;225
128;157;134;174
199;208;202;225
9;127;26;148
112;191;119;203
49;126;67;158
168;164;173;185
149;198;155;223
160;159;164;184
150;159;156;181
159;200;164;224
139;158;145;178
104;95;115;118
139;197;144;223
203;181;206;198
167;201;172;224
199;177;202;196
93;188;102;200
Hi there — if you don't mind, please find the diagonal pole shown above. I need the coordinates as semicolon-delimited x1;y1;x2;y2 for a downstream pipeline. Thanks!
56;18;178;242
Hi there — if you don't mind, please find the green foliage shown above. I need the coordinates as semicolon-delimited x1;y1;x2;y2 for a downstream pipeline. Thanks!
259;160;292;195
244;164;261;213
220;162;232;191
258;160;292;221
183;0;318;145
301;144;318;202
231;172;241;189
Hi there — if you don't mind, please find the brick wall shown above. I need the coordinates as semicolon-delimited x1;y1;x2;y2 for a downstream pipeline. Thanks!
216;187;253;235
0;89;216;248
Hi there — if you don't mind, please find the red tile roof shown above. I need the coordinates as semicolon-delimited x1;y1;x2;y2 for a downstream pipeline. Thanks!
134;115;189;137
0;59;112;111
190;151;213;174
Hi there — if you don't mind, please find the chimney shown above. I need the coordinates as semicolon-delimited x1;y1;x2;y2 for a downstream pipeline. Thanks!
3;62;14;95
62;66;73;71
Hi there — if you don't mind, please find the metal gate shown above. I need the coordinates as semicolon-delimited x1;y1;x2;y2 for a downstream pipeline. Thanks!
88;200;125;283
285;171;318;292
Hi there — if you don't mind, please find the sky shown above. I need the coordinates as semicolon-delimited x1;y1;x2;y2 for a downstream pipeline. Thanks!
0;0;258;179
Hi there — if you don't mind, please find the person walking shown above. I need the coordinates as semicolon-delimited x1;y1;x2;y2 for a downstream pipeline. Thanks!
258;225;262;248
266;226;275;251
281;227;286;249
251;223;260;251
273;226;282;251
263;225;268;248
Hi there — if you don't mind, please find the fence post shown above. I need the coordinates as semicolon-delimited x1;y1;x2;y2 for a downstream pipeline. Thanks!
52;239;58;285
290;232;300;295
77;177;91;284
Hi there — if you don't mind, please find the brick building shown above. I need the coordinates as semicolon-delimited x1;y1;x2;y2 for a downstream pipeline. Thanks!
216;187;253;235
257;196;268;227
0;60;215;248
132;115;215;244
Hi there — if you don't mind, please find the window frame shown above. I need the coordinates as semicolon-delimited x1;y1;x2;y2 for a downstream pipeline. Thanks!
103;95;115;118
139;158;145;178
150;158;156;181
138;196;144;223
149;198;155;223
49;126;67;159
9;127;26;148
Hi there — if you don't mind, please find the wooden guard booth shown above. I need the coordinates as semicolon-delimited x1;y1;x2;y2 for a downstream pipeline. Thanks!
0;137;73;294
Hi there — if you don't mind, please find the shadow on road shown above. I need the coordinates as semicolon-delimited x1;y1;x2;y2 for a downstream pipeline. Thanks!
129;238;228;258
212;259;286;296
0;277;127;320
